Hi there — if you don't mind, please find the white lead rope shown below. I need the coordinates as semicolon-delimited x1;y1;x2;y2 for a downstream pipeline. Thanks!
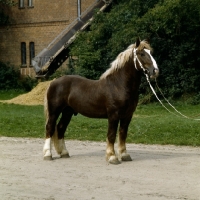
155;79;200;121
133;47;200;121
145;75;181;118
146;75;200;121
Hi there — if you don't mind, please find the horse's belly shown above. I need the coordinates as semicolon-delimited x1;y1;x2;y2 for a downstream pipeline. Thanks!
68;98;107;118
77;107;107;118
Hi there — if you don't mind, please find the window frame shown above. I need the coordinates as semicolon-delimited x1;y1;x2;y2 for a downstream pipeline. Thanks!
28;0;34;8
29;42;35;66
21;42;27;67
19;0;25;8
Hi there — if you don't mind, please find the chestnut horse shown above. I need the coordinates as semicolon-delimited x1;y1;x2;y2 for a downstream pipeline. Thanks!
43;38;159;164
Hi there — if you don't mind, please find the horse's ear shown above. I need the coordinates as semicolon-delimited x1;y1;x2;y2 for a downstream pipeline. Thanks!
145;38;150;44
136;37;141;48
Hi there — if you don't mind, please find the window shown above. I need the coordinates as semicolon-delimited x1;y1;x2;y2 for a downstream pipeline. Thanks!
19;0;24;8
28;0;33;7
21;42;26;66
77;0;81;20
29;42;35;66
19;0;34;8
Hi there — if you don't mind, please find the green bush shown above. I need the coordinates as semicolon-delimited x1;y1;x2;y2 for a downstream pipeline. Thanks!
0;62;20;90
69;0;200;103
18;76;37;91
0;62;37;91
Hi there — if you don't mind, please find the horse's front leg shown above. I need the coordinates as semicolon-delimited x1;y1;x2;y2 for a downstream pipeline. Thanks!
106;118;120;164
43;137;53;160
118;117;132;161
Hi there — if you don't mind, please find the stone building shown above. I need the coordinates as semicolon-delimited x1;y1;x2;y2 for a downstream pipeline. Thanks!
0;0;95;76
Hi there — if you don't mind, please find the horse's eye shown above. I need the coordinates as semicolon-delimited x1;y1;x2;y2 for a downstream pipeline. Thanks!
141;53;145;57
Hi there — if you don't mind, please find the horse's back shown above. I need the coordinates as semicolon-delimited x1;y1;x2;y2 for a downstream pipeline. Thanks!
47;75;108;118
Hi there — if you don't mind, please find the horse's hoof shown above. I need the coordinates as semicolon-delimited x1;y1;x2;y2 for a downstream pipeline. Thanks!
43;156;53;161
108;156;121;165
61;154;70;158
121;154;132;161
109;159;121;165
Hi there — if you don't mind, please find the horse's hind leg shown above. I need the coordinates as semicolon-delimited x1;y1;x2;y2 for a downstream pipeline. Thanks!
118;117;132;161
43;114;59;160
53;107;73;158
106;118;120;164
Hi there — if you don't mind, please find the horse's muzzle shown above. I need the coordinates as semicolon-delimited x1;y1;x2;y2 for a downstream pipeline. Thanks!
151;68;159;78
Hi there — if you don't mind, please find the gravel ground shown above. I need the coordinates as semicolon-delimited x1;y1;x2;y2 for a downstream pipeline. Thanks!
0;137;200;200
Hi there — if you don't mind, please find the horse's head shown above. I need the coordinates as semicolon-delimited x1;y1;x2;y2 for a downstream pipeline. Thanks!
133;38;159;79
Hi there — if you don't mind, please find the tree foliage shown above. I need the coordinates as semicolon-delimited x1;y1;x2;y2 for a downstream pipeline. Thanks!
69;0;200;99
0;0;15;25
138;0;200;97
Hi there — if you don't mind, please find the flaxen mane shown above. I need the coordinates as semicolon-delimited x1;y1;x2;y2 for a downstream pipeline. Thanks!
100;40;152;80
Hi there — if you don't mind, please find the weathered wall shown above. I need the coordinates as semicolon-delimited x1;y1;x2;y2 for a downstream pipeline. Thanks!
0;0;96;76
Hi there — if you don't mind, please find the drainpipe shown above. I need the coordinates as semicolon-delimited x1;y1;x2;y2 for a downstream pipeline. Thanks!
78;0;81;21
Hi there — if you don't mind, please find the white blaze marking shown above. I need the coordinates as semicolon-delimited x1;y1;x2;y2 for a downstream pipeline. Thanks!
144;49;158;70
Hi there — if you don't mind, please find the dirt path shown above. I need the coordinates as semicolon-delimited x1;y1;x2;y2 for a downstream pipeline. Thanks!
0;137;200;200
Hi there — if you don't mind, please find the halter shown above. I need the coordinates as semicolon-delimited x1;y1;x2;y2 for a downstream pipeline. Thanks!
133;48;151;78
133;48;144;71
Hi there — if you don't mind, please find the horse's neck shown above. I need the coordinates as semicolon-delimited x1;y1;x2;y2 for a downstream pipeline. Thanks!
121;60;142;90
106;61;142;92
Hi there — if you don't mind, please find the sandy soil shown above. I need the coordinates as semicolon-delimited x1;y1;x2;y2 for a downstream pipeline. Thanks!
0;137;200;200
0;81;51;105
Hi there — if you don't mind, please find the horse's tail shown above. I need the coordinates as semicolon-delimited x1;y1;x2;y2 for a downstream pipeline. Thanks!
44;80;62;154
44;82;51;130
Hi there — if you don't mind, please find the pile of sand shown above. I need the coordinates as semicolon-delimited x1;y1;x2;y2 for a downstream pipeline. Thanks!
1;81;52;105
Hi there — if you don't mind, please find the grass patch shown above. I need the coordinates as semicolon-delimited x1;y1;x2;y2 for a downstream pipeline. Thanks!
0;102;199;146
0;90;25;100
128;103;200;146
0;103;45;138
